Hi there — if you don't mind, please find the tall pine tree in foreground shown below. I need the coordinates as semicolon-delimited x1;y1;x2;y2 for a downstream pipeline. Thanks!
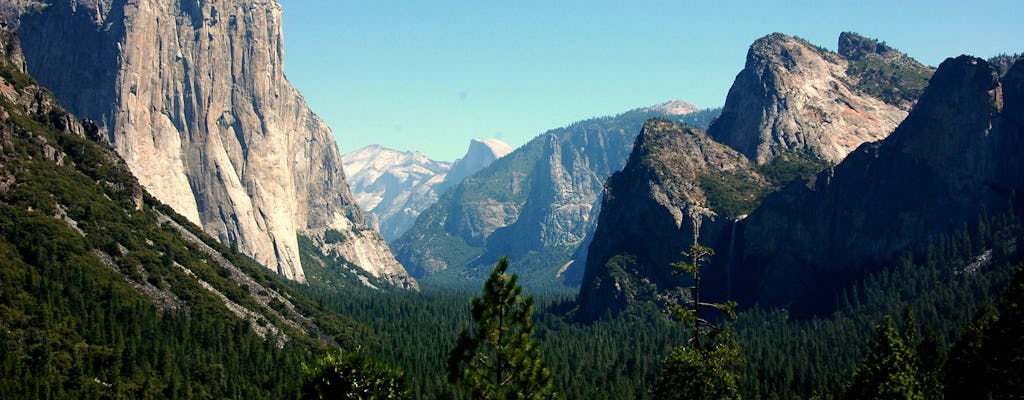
653;244;742;400
447;257;556;400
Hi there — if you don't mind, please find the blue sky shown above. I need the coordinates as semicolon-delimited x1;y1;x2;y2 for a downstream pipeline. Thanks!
279;0;1022;161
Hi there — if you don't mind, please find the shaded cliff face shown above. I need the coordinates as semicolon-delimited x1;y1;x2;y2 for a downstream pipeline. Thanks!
10;0;412;286
734;56;1024;309
576;120;765;321
393;102;712;289
708;33;924;165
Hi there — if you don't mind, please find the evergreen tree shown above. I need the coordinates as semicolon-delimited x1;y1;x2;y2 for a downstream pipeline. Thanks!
840;309;946;400
943;303;998;399
447;257;556;400
300;350;410;400
653;244;742;400
842;315;926;400
944;264;1024;399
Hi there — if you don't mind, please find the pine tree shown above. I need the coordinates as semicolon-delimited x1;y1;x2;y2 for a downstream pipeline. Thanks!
653;244;742;400
446;257;556;400
842;315;926;400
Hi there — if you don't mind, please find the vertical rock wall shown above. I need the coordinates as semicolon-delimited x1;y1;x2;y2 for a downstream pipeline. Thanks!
10;0;412;285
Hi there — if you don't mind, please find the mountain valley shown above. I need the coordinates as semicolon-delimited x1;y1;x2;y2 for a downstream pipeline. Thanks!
0;1;1022;398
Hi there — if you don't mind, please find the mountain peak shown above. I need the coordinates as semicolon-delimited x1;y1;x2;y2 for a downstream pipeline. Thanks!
709;32;909;164
838;31;900;61
642;100;700;116
469;138;514;159
445;138;512;185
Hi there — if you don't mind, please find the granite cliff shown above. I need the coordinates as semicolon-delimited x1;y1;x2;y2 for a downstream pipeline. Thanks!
708;33;929;164
4;0;412;287
342;138;510;243
0;24;356;365
733;56;1024;309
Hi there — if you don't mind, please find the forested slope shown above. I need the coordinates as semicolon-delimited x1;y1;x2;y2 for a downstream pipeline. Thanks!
0;28;361;399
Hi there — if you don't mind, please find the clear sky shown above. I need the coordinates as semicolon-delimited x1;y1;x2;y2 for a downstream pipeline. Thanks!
278;0;1022;162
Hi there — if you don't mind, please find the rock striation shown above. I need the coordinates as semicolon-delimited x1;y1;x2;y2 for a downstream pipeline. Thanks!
576;119;765;321
708;33;926;165
342;138;510;243
6;0;412;286
733;56;1024;309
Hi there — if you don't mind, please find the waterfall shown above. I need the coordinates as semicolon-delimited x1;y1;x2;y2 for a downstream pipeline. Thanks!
726;217;740;299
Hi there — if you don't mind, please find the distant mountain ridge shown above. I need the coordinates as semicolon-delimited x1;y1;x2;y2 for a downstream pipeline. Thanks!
393;101;717;290
342;138;511;242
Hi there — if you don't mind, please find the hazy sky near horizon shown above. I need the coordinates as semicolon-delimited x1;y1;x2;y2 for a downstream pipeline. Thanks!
279;0;1022;161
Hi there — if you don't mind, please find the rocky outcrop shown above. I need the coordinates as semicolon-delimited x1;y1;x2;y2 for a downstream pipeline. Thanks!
708;33;920;165
393;103;711;289
8;0;411;286
838;32;935;110
342;138;510;243
576;119;765;321
733;56;1024;309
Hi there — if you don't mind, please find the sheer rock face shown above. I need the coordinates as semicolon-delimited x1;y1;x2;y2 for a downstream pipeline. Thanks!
734;56;1024;309
576;120;764;321
708;33;914;165
9;0;412;286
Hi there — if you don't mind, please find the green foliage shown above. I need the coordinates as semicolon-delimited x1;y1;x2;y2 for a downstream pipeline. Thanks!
846;55;933;107
736;210;1022;398
656;245;742;399
301;350;410;400
699;169;768;218
758;149;832;188
447;257;556;399
653;333;743;400
0;62;35;91
944;264;1024;398
841;312;936;400
324;229;346;244
0;64;369;399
